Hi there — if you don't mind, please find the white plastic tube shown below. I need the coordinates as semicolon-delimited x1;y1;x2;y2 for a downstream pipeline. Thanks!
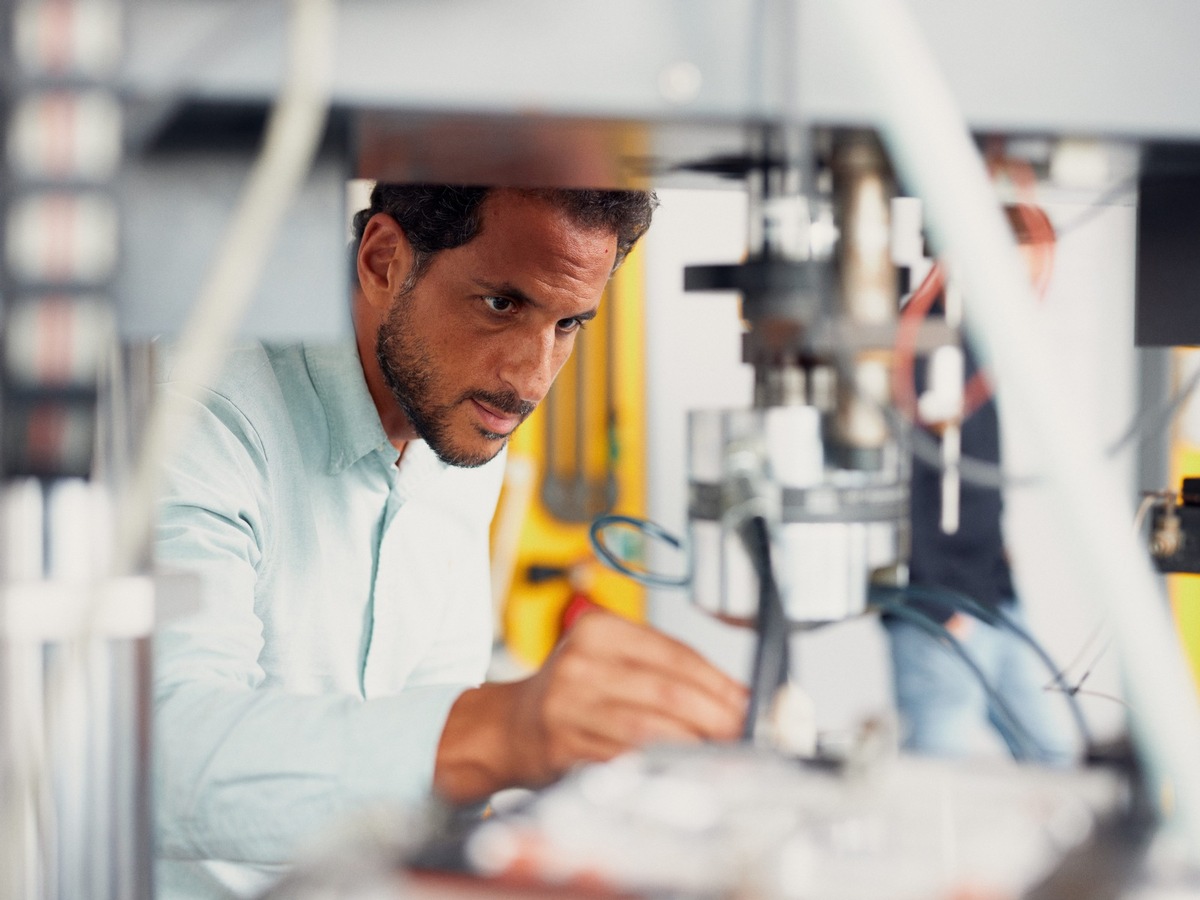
114;0;337;574
830;0;1200;856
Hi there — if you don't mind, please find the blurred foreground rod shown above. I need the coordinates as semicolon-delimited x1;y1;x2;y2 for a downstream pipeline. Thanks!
0;0;336;895
830;0;1200;858
112;0;337;575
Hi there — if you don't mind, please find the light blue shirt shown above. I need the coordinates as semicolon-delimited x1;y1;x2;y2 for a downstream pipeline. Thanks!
152;342;505;899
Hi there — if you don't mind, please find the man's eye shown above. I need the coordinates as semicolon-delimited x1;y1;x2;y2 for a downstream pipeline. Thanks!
557;317;587;334
483;296;514;313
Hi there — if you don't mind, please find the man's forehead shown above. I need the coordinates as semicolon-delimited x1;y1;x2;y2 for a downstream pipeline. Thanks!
466;195;617;271
479;189;618;243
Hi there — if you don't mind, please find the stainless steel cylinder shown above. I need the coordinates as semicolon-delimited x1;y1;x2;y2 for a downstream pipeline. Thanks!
832;133;898;455
687;407;907;625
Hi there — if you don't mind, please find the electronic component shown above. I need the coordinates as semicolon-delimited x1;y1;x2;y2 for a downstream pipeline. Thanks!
1148;479;1200;573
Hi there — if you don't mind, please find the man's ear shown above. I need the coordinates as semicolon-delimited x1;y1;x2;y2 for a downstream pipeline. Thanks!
356;213;412;311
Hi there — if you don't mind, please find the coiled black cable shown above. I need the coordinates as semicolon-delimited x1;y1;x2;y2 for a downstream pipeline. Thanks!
588;514;691;589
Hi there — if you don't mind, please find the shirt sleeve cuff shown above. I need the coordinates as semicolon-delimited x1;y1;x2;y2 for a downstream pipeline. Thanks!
340;684;467;807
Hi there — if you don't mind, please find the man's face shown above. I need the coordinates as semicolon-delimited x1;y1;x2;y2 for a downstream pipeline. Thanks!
376;190;617;468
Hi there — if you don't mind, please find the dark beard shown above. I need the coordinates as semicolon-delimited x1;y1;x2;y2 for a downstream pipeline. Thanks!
375;300;534;468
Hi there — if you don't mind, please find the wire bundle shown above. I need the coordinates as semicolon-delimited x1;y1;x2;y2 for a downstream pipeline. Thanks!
589;512;1093;762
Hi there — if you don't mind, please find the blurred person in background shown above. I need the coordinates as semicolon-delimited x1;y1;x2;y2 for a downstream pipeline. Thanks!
884;202;1076;767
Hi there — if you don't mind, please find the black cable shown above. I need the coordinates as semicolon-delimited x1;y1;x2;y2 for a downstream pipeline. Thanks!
1107;358;1200;457
736;514;791;742
588;514;691;589
589;510;791;741
881;287;1200;495
874;584;1094;754
900;412;1028;489
1052;176;1139;238
889;362;1200;491
876;402;1026;491
870;595;1039;763
589;514;1084;756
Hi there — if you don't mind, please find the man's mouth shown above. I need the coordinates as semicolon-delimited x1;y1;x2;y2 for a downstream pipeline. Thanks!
469;398;522;436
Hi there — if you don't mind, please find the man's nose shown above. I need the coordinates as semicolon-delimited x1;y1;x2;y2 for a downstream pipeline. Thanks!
501;327;560;403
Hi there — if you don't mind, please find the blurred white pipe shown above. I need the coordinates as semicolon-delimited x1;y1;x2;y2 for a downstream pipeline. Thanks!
1;1;337;894
114;0;337;574
830;0;1200;856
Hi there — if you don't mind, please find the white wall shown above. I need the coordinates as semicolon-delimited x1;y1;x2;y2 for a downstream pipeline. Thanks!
641;185;755;685
640;183;1140;748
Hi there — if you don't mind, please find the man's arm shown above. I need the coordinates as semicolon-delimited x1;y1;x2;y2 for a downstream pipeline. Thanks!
153;382;469;864
434;609;747;803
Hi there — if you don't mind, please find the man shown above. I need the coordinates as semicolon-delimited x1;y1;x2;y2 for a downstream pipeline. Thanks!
152;184;747;899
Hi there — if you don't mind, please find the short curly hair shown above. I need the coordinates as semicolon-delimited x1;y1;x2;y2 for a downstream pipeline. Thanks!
351;184;658;292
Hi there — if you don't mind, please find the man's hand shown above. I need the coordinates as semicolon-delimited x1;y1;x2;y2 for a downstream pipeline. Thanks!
434;610;747;804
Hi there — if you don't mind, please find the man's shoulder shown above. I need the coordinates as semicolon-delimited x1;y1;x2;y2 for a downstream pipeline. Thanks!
157;340;272;390
156;341;325;460
157;341;317;411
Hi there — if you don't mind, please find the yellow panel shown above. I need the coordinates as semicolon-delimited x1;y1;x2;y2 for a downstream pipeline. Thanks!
492;244;648;668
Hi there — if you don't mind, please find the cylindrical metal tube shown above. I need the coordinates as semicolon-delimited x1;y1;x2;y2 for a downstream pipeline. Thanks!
832;133;898;454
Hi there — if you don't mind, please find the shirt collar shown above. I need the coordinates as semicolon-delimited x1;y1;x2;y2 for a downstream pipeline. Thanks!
304;342;456;479
304;342;398;474
393;436;454;500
